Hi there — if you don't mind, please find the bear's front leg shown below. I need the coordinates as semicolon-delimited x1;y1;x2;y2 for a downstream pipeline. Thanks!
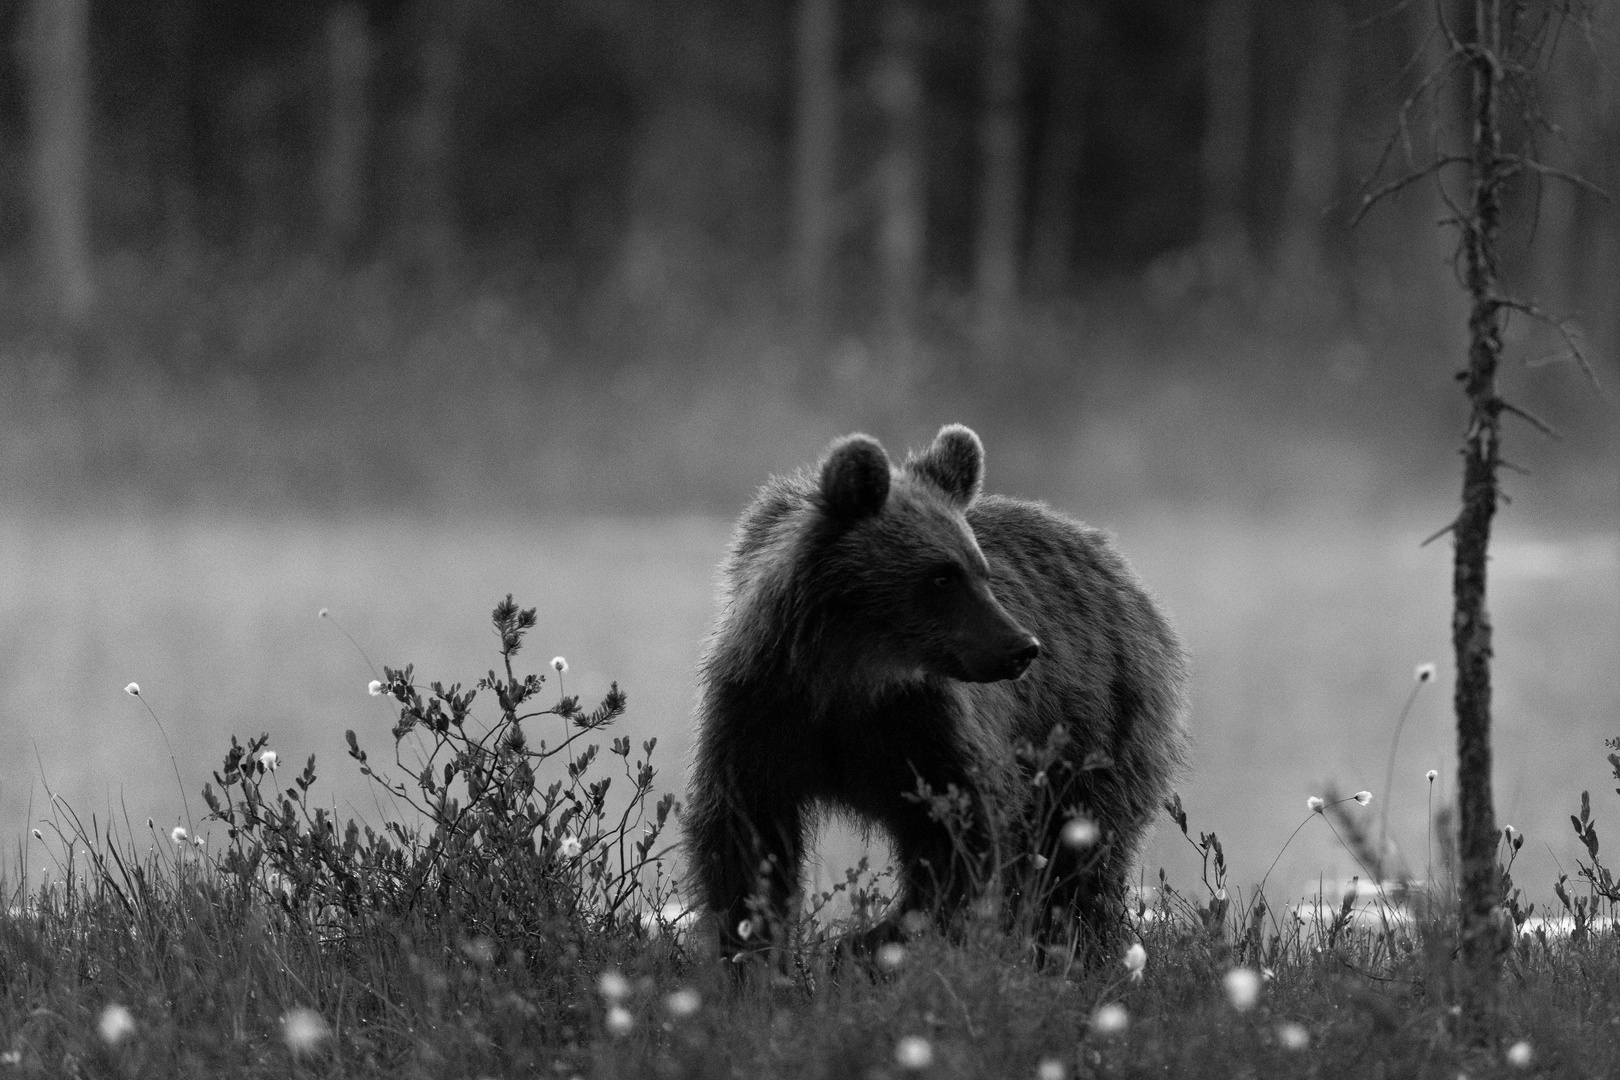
688;786;806;962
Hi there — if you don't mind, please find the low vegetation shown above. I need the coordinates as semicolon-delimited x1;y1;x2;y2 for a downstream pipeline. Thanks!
4;598;1619;1078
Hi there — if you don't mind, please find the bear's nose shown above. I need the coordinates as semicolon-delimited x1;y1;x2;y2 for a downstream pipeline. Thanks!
1012;636;1041;672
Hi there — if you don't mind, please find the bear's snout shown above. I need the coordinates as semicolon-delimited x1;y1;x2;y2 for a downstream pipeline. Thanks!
1008;635;1041;676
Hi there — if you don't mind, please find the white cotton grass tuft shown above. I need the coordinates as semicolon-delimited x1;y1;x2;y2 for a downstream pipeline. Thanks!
894;1036;934;1070
605;1006;634;1036
31;829;42;842
1426;769;1438;782
664;988;701;1018
368;679;383;697
258;750;278;771
558;834;582;858
282;1008;330;1056
1354;790;1372;806
598;970;630;1002
98;1004;135;1045
1306;796;1325;813
1276;1021;1310;1050
1091;1002;1128;1034
318;608;329;619
551;656;569;673
1122;942;1146;982
124;683;140;697
876;943;907;971
1035;1057;1067;1080
1060;816;1100;849
1415;662;1436;683
1223;967;1262;1011
1506;1040;1532;1068
170;826;188;845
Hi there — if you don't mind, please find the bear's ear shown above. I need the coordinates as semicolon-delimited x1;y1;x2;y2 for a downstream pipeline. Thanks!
908;424;983;506
819;434;891;520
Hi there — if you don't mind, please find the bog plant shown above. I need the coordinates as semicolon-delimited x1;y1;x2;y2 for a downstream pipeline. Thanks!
201;595;680;953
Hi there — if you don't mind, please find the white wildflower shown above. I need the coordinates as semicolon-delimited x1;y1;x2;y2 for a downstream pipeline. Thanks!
1122;942;1147;982
1031;853;1049;870
1223;967;1261;1011
1061;816;1100;849
1277;1021;1310;1050
1354;791;1372;806
877;943;907;972
1426;769;1438;782
0;1049;19;1066
1091;1002;1128;1034
1415;662;1436;683
170;826;188;845
1307;796;1325;813
367;679;383;696
282;1008;330;1056
124;683;140;697
558;834;582;858
1036;1058;1067;1080
737;918;754;941
1506;1041;1532;1068
30;830;42;843
894;1036;933;1070
98;1004;135;1045
551;657;569;673
598;970;630;1002
605;1006;634;1036
258;750;279;772
664;988;701;1018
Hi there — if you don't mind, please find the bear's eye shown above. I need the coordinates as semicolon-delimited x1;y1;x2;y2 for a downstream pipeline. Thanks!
929;565;960;589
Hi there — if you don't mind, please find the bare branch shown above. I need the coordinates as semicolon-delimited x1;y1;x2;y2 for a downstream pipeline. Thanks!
1499;398;1564;440
1500;155;1611;200
1494;295;1606;395
1420;517;1458;547
1350;156;1471;227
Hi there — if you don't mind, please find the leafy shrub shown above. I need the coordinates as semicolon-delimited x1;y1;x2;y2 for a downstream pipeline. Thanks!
202;595;680;957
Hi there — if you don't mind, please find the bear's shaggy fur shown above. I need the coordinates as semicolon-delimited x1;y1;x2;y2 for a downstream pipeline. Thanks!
684;424;1187;960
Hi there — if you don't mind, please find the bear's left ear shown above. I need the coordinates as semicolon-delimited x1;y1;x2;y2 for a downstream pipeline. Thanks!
907;424;983;506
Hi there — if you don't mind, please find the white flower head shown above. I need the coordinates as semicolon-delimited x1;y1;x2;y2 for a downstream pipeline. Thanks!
894;1036;934;1070
1277;1021;1310;1051
31;829;42;842
551;656;568;673
559;834;582;858
367;679;383;697
0;1049;20;1066
1503;824;1515;837
1091;1002;1129;1034
1354;791;1372;806
1426;769;1438;782
1123;941;1147;981
664;988;701;1018
1224;967;1262;1011
605;1006;634;1036
282;1007;330;1056
98;1004;135;1045
737;918;754;942
318;608;329;619
1061;816;1100;849
1415;662;1436;683
598;970;630;1002
1506;1041;1532;1068
877;943;907;972
1036;1058;1067;1080
258;750;279;772
170;826;188;845
124;683;140;697
1307;796;1325;813
1031;853;1049;870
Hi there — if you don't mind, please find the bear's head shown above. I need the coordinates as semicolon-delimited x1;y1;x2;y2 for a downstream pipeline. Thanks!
811;425;1040;684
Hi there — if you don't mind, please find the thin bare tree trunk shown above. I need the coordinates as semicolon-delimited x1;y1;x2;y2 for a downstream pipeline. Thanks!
874;0;924;352
394;0;468;275
24;0;94;327
1199;0;1254;249
1454;0;1507;1040
1278;0;1348;280
319;2;372;259
1026;3;1091;295
791;0;839;337
974;0;1026;354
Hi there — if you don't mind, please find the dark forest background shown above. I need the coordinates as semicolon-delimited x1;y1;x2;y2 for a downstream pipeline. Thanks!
1;0;1616;513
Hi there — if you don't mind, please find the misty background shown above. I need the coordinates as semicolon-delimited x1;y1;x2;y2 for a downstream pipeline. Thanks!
1;0;1616;906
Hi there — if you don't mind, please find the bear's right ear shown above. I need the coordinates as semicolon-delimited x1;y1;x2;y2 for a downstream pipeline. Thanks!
819;434;891;520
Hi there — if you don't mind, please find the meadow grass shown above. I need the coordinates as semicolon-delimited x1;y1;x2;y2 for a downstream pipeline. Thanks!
5;600;1620;1078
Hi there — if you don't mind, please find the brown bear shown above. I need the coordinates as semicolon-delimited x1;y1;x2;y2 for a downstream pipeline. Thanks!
684;424;1187;962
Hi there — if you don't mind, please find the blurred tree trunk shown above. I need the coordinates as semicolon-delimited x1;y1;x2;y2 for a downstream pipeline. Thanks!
150;0;197;255
1026;3;1092;296
1199;0;1254;250
393;0;469;277
24;0;94;327
874;0;924;353
319;3;373;260
973;0;1026;354
1277;0;1348;282
791;0;839;338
